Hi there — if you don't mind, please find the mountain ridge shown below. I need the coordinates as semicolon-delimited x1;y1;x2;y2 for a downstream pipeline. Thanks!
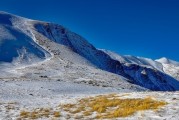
0;11;179;91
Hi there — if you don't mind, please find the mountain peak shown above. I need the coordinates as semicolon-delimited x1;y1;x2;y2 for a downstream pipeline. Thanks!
156;57;169;63
156;57;179;66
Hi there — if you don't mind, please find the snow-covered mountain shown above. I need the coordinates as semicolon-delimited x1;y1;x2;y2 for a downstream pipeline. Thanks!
156;57;179;80
102;50;179;81
0;11;179;91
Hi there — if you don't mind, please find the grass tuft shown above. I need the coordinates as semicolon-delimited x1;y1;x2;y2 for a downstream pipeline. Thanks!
53;111;60;117
19;108;61;119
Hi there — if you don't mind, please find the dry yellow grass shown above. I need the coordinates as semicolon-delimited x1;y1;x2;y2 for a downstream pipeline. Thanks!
19;94;167;119
83;111;91;116
60;94;167;119
53;111;60;117
20;108;61;119
20;111;29;118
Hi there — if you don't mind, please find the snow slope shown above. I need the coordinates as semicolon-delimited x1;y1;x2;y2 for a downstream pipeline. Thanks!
0;11;50;67
34;22;179;91
101;50;163;71
0;11;179;91
156;57;179;66
0;80;178;120
156;57;179;80
102;50;179;81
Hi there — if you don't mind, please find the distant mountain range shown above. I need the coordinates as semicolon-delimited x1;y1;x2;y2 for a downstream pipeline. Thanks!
0;11;179;91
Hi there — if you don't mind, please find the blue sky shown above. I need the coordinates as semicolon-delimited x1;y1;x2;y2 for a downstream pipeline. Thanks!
0;0;179;61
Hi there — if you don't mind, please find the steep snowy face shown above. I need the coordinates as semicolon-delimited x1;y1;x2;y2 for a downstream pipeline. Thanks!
100;50;179;90
156;57;179;80
34;23;179;91
0;12;50;65
103;50;179;80
122;64;179;91
34;23;124;72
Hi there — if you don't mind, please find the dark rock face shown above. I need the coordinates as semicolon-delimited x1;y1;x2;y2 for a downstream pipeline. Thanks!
122;64;176;91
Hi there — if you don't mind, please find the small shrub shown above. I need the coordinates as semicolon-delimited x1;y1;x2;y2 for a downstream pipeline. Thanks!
20;111;29;118
53;111;60;117
83;111;91;116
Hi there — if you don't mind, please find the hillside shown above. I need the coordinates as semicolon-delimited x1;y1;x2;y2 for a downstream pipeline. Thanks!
0;11;179;91
0;11;179;120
